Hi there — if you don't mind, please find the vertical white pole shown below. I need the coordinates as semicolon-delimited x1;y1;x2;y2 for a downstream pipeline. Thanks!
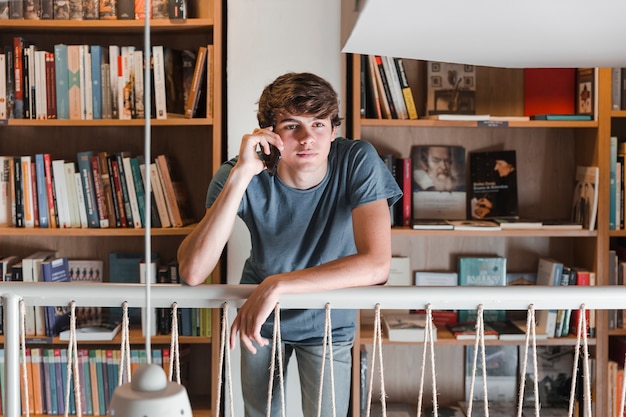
3;293;21;417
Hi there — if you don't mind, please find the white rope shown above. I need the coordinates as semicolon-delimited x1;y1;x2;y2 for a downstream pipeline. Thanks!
416;304;438;417
516;305;539;417
64;301;82;417
215;302;234;417
19;299;30;417
568;304;592;417
169;302;181;383
365;304;387;417
465;304;489;417
118;301;131;385
266;303;286;417
316;303;337;417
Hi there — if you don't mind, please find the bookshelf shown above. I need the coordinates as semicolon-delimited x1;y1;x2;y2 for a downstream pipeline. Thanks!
0;0;223;415
347;56;612;417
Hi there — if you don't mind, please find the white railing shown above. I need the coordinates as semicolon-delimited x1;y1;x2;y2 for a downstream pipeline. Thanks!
2;282;626;417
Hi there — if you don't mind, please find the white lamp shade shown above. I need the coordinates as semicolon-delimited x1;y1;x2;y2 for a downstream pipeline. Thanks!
342;0;626;68
107;364;193;417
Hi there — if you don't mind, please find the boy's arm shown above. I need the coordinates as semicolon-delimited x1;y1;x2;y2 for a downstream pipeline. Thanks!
231;198;392;352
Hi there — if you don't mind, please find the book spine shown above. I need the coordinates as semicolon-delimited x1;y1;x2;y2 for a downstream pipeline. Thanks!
13;156;24;227
115;153;134;227
76;151;101;227
51;159;70;228
108;45;119;119
67;44;82;120
153;45;167;119
155;154;181;226
21;156;35;227
149;162;171;227
106;155;127;227
12;37;24;118
63;161;81;228
53;44;69;120
183;45;206;119
0;54;6;119
74;171;89;227
394;57;418;120
90;45;102;119
374;55;397;119
35;154;49;227
122;156;142;228
129;157;146;228
90;155;109;227
382;56;407;119
45;51;56;119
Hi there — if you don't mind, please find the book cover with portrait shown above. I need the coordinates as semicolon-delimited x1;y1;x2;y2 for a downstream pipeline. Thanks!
469;150;519;220
411;145;466;220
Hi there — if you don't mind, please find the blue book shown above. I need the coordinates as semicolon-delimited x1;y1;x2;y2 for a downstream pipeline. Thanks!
54;44;69;120
79;349;93;415
76;151;101;228
35;154;49;228
610;136;618;230
457;257;507;322
41;257;71;336
90;45;103;119
129;157;146;227
530;114;593;121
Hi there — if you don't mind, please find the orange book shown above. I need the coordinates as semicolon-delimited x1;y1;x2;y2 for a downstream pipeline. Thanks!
89;349;100;416
30;348;44;414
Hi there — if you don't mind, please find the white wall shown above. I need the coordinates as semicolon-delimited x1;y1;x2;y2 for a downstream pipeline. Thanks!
225;1;343;415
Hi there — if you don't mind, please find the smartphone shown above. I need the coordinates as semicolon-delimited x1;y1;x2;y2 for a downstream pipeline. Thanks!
261;144;281;176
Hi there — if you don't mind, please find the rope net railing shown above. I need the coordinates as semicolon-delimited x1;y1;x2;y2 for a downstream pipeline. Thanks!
2;282;625;417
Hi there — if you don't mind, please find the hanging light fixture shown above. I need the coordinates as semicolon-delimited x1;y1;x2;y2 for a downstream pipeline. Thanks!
341;0;626;68
107;0;193;414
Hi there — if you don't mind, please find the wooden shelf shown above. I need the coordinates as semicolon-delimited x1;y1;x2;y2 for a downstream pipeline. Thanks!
0;224;198;237
0;116;213;127
0;18;214;33
358;118;598;129
392;227;596;238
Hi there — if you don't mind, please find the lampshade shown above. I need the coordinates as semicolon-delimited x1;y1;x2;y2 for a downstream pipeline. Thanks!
107;364;192;417
341;0;626;68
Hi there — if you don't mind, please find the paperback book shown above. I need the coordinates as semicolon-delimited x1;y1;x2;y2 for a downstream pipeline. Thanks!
382;313;437;342
571;165;599;231
411;145;466;220
469;150;518;219
457;256;507;322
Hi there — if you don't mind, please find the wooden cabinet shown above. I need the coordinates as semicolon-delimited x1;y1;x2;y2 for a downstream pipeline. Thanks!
347;56;613;417
0;1;223;415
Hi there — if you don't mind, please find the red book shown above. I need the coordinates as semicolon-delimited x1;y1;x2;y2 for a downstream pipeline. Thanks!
524;68;576;116
570;267;591;336
45;52;57;119
43;153;58;228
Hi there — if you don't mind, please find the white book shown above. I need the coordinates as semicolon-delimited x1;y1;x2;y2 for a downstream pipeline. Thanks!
108;45;120;119
82;45;93;120
414;271;458;286
74;171;88;228
122;156;142;228
27;45;37;119
51;159;71;228
385;256;411;286
60;323;121;341
78;45;86;120
22;250;57;335
119;46;135;120
382;313;437;342
149;162;171;227
152;45;167;119
0;53;6;119
133;49;144;119
35;50;47;119
382;56;408;119
20;156;35;228
64;161;81;228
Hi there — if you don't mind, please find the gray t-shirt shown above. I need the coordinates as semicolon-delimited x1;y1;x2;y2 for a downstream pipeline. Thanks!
207;137;402;343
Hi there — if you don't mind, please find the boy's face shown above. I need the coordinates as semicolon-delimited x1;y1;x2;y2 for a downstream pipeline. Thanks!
273;112;336;184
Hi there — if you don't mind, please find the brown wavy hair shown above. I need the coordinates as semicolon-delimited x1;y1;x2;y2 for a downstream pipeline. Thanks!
257;72;342;129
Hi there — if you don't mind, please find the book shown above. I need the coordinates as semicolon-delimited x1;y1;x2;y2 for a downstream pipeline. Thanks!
541;219;584;230
571;165;599;231
494;218;542;229
469;150;518;219
393;57;418;119
457;256;507;322
427;114;490;121
367;54;391;119
446;219;501;231
381;55;407;119
152;45;167;119
155;154;193;227
535;257;563;337
59;322;121;341
576;67;594;116
465;345;518;403
524;68;576;116
183;45;207;119
68;259;103;281
530;114;593;121
520;346;574;408
447;322;498;340
427;61;476;116
411;218;454;230
488;320;527;341
40;256;72;336
395;157;411;227
22;250;56;335
382;313;436;342
413;271;458;286
411;145;466;220
76;151;101;228
385;256;411;286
